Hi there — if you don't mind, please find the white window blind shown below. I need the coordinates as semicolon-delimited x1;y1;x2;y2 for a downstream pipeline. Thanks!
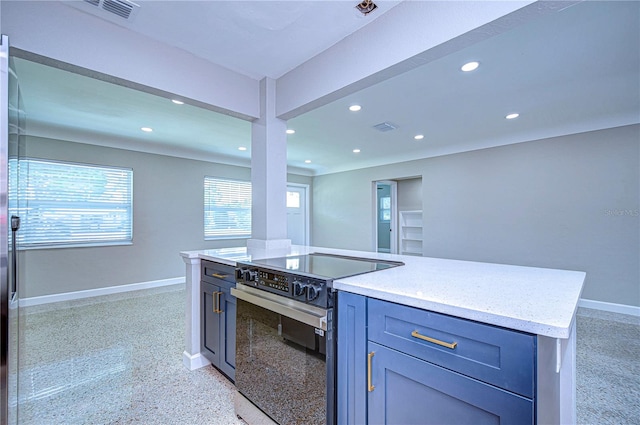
9;159;133;248
204;177;251;239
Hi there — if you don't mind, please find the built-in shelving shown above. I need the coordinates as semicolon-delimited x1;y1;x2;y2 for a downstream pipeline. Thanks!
399;210;423;256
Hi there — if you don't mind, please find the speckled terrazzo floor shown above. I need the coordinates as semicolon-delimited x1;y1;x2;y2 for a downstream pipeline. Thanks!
13;284;640;424
16;284;244;425
575;308;640;425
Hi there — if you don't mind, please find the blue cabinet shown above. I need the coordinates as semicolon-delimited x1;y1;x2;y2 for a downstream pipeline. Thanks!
337;291;368;425
337;292;536;424
201;260;236;381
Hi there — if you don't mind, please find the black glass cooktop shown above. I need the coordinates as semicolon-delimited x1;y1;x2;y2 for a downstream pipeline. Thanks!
244;252;403;280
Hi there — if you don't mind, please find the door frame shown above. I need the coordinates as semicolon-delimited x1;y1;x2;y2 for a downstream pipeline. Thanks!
372;180;398;254
286;183;310;246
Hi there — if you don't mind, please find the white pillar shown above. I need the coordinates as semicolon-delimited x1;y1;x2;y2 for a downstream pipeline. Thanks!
181;255;210;370
247;78;291;251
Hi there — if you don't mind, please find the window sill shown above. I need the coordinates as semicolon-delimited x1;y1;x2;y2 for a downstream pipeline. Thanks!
17;241;133;251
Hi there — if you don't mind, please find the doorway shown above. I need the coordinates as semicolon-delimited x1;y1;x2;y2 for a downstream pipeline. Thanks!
374;181;397;254
287;184;309;246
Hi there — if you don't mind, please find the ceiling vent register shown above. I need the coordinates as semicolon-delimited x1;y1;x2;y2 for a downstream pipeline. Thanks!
373;122;398;132
82;0;140;21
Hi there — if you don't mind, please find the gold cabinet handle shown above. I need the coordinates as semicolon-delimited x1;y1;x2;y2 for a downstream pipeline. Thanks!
214;291;224;314
411;330;458;350
212;291;218;313
211;273;228;279
367;351;375;392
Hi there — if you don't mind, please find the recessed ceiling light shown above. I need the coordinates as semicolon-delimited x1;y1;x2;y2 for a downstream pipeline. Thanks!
171;99;184;105
141;127;153;132
238;146;247;151
506;113;520;120
414;134;424;140
286;129;295;134
461;61;479;72
355;0;377;16
304;160;312;164
349;105;362;112
353;149;361;153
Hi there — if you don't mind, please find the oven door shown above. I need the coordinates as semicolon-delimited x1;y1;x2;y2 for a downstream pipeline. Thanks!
231;284;335;425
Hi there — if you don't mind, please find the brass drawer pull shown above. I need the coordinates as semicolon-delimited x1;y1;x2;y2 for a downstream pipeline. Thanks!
213;292;224;314
211;273;229;279
411;330;458;350
367;351;375;392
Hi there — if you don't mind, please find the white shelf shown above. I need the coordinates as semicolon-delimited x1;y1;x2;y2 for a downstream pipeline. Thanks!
399;210;423;256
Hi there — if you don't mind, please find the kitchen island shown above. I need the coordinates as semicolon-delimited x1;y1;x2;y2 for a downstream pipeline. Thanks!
180;245;585;424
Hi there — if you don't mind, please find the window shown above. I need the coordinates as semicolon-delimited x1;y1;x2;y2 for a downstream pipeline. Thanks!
9;159;133;248
286;190;300;208
379;196;391;222
204;177;251;239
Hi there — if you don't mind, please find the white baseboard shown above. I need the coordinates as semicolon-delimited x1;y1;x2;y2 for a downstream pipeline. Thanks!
578;298;640;317
19;281;639;318
182;351;211;371
19;277;185;307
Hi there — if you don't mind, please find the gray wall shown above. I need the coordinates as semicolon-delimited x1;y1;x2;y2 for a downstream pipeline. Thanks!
22;124;639;307
312;125;639;307
397;178;422;212
312;164;426;252
21;136;311;298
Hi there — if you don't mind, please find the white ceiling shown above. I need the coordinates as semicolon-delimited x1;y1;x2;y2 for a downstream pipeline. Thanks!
10;0;640;175
113;0;403;80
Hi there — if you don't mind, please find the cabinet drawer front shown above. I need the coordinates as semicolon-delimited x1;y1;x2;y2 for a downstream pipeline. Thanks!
368;342;533;425
201;260;236;285
368;299;535;398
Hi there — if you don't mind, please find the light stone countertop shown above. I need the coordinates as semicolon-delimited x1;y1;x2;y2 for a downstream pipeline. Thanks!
180;245;585;339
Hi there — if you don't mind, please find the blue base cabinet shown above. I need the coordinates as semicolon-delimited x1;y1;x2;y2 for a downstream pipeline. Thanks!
337;292;536;424
337;291;368;425
201;260;236;381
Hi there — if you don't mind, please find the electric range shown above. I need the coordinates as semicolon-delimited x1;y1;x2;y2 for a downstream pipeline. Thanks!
232;252;403;425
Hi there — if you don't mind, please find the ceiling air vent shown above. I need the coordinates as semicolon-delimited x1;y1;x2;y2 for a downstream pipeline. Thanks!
373;122;398;132
81;0;140;21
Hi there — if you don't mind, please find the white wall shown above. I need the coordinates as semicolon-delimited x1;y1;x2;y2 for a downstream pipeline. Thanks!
21;136;311;298
312;125;639;307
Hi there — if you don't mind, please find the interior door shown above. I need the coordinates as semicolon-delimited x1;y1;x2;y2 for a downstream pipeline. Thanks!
374;181;397;254
287;184;309;246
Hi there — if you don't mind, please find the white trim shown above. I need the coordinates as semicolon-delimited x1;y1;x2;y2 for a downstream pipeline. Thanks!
182;351;211;371
578;298;640;317
19;277;185;307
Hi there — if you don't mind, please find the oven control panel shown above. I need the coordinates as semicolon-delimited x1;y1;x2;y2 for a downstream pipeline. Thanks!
236;265;331;308
257;270;289;293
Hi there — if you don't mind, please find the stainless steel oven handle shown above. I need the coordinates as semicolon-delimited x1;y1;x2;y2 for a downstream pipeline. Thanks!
231;286;327;330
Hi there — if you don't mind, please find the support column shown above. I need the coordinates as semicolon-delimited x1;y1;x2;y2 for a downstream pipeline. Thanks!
181;255;210;371
247;78;291;251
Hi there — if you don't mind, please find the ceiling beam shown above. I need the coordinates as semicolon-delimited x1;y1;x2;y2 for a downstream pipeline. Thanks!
276;0;580;120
